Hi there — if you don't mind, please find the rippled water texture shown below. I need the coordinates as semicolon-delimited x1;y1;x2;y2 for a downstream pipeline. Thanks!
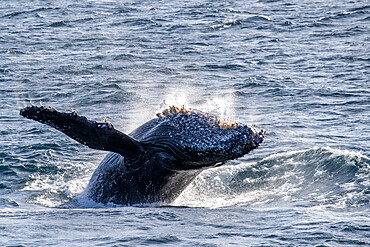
1;0;369;246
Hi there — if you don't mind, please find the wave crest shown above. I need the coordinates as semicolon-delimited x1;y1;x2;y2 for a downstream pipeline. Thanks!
172;147;369;209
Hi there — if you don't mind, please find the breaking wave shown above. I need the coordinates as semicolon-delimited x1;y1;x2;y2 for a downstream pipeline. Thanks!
19;146;369;210
173;147;369;209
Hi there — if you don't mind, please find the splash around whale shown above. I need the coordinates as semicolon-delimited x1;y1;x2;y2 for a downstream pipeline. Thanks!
20;105;264;205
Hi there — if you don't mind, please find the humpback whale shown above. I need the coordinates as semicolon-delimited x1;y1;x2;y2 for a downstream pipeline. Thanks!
20;105;264;205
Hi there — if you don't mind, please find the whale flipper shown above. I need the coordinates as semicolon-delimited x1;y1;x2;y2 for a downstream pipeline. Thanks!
20;106;145;158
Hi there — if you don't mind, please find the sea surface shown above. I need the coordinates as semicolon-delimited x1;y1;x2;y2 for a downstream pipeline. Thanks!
1;0;369;246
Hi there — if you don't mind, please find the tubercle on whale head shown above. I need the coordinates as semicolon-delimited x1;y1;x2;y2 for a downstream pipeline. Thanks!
256;129;265;144
248;126;264;147
237;125;264;154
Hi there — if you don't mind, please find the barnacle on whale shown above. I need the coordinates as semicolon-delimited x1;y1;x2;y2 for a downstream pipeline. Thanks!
217;119;239;129
156;105;190;118
157;105;239;129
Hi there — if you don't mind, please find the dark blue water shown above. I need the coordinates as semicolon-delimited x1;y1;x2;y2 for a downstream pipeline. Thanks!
1;0;369;246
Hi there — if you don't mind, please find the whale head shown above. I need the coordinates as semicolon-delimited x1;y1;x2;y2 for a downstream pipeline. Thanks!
130;106;265;169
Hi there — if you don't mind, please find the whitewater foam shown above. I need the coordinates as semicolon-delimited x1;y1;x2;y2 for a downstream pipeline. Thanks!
173;147;369;209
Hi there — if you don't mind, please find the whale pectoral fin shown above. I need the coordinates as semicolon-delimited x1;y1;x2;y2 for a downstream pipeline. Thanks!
20;105;145;158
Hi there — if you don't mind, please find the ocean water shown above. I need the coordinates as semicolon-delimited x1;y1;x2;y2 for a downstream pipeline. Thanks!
1;0;369;246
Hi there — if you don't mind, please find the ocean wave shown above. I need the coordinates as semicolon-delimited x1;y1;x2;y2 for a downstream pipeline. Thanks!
173;147;369;209
209;19;243;31
5;146;368;209
317;10;367;23
208;15;271;31
19;159;96;208
1;7;56;19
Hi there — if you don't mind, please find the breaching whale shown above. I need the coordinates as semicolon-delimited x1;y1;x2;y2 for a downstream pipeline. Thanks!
20;105;264;205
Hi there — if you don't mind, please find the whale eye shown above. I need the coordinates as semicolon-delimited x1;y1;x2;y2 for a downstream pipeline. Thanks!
152;152;177;169
154;152;173;162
